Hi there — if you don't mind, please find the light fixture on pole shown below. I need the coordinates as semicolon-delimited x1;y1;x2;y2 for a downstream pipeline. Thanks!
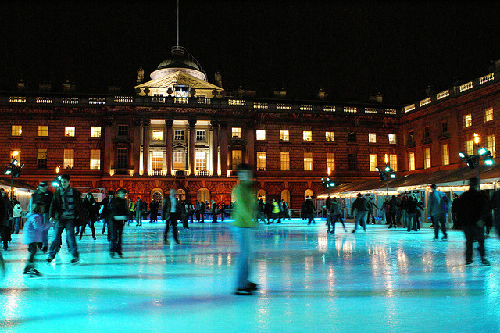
376;163;395;198
459;146;495;183
4;158;24;200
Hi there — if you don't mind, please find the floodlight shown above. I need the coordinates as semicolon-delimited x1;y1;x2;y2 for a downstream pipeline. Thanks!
478;147;489;156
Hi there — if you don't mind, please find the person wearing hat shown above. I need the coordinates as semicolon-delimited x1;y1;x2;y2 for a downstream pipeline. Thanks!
29;181;53;252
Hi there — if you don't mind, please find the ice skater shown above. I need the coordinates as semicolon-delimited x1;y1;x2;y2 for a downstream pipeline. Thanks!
232;163;259;295
23;202;52;276
109;188;128;258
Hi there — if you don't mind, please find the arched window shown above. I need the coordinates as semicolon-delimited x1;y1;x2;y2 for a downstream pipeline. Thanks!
281;189;290;205
305;189;313;199
257;189;266;202
197;188;210;202
150;188;164;203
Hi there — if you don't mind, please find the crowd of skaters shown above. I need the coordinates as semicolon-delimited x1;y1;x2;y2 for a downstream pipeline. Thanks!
0;174;500;288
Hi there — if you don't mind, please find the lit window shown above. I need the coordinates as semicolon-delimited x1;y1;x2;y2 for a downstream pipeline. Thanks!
424;148;431;169
90;149;101;170
369;154;377;171
232;150;242;170
390;154;398;171
173;151;185;170
65;127;75;137
151;151;163;171
325;132;334;142
118;125;129;136
485;108;493;122
408;152;415;171
487;134;496;157
327;153;334;173
280;130;289;141
388;134;396;144
38;126;48;137
195;151;207;171
465;140;474;155
441;144;449;166
10;150;20;163
11;125;22;136
37;149;47;169
174;130;185;141
196;130;206;141
304;152;313;171
280;152;290;171
152;130;164;141
369;133;377;143
257;152;266;171
303;131;312;142
64;149;74;169
232;127;242;139
91;127;101;138
463;114;472;128
256;130;266;141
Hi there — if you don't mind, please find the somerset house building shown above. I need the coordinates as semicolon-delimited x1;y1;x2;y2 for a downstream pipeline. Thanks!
1;44;499;211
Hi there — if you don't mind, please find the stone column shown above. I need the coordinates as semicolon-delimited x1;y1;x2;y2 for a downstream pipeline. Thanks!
188;118;196;176
132;118;142;175
165;119;173;176
142;119;150;176
220;122;228;177
245;122;255;167
103;118;113;175
211;121;219;176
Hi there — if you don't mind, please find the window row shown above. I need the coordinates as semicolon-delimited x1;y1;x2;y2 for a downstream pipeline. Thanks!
10;149;101;170
244;128;396;144
463;107;494;128
11;126;102;138
251;151;398;172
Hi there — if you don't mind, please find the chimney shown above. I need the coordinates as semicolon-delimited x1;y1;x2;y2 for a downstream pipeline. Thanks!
137;67;144;84
63;80;75;93
214;70;222;88
17;79;25;91
273;88;287;98
369;92;383;103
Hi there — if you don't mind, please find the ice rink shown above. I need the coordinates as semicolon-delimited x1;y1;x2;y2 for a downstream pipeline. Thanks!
1;218;500;332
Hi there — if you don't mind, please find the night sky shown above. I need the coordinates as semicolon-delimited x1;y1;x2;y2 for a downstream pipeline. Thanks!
1;1;500;105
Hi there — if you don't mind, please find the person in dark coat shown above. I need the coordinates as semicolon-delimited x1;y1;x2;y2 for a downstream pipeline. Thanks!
101;191;115;241
303;197;315;225
47;174;82;264
80;192;97;240
351;193;368;233
455;177;491;266
0;191;5;276
162;189;180;244
491;189;500;238
110;188;128;258
149;199;159;223
0;188;13;250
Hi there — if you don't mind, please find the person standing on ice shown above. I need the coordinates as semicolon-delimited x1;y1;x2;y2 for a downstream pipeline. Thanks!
232;163;259;295
427;184;449;240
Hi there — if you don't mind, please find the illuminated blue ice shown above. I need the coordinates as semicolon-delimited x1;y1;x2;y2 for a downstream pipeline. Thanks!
1;219;499;332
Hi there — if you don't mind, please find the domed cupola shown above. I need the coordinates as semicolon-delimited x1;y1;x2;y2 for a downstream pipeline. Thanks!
150;46;207;82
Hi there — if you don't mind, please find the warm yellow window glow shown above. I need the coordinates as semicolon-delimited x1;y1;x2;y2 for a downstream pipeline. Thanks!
256;130;266;141
303;131;312;142
390;155;398;171
257;152;266;171
280;130;289;141
424;148;431;169
304;152;313;171
487;135;496;157
64;149;74;169
232;127;241;138
408;152;415;171
388;134;396;144
280;152;290;170
38;126;48;137
195;151;207;171
369;133;377;143
65;127;75;137
152;130;164;141
327;153;335;172
90;149;101;170
441;144;449;166
466;140;474;155
152;151;163;170
232;150;242;169
325;131;334;142
463;114;472;128
369;154;377;171
485;108;493;122
11;125;22;136
91;127;101;138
